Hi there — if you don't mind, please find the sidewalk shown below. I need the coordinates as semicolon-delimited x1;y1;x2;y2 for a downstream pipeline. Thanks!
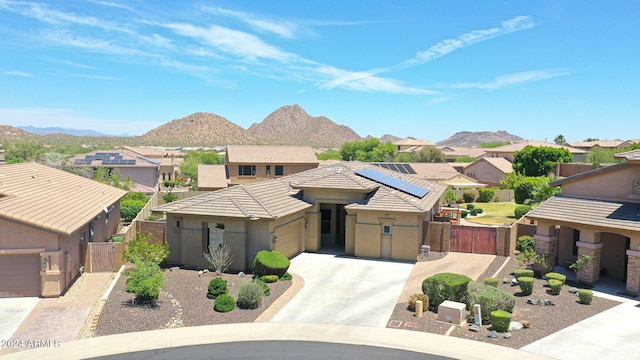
0;272;115;356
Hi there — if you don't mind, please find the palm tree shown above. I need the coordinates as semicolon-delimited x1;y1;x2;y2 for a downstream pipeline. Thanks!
554;134;566;145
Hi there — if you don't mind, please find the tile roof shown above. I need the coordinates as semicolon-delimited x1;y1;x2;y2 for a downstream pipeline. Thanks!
526;196;640;232
567;140;625;149
197;164;228;189
153;162;446;219
405;163;461;180
393;138;435;146
488;141;586;154
550;162;630;186
467;157;514;174
437;146;487;158
70;150;160;168
226;145;319;164
614;149;640;161
0;162;127;235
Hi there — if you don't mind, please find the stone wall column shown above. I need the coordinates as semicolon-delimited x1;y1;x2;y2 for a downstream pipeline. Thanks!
576;242;603;285
626;250;640;295
534;234;557;269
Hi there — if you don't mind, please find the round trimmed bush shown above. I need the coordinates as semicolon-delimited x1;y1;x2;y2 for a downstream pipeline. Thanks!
545;272;567;284
207;278;228;299
514;269;534;279
518;276;535;295
422;272;472;309
483;277;499;288
260;275;279;283
214;294;235;312
253;250;290;278
548;279;563;295
490;310;512;332
251;279;270;296
515;205;532;219
578;289;594;304
408;294;429;312
237;281;264;309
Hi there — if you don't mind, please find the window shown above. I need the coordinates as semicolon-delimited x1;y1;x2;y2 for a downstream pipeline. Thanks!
572;229;580;256
207;223;225;250
238;165;256;176
382;225;391;235
176;220;181;228
275;165;284;176
266;165;271;175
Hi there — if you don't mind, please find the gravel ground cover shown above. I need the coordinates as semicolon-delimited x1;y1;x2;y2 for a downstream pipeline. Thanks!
387;253;621;349
95;267;291;337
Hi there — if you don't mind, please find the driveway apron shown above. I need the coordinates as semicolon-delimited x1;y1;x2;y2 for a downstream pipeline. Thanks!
271;252;414;327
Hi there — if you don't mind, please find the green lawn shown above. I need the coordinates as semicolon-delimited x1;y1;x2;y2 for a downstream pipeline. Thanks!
462;202;530;225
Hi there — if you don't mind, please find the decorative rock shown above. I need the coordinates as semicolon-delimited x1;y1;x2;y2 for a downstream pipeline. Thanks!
238;272;246;278
198;270;203;276
527;298;539;305
487;330;499;338
469;324;480;332
509;321;523;331
170;266;180;272
504;332;512;339
544;299;556;306
203;269;209;273
538;300;546;306
502;277;512;284
569;287;579;294
520;320;531;328
511;278;519;285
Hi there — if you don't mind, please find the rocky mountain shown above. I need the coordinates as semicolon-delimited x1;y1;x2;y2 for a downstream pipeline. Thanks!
138;112;257;146
18;126;118;137
247;104;362;148
0;125;38;142
436;131;524;147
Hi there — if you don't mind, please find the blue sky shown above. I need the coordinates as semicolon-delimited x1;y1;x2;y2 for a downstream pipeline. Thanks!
0;1;638;143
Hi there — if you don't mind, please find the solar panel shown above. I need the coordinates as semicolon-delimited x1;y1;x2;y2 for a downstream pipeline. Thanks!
356;168;429;198
401;164;417;174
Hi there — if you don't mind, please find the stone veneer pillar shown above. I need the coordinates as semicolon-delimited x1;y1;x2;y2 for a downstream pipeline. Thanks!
626;250;640;295
576;242;603;285
534;234;557;269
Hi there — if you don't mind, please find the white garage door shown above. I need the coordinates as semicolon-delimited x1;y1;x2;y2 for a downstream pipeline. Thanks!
0;254;41;297
275;222;301;259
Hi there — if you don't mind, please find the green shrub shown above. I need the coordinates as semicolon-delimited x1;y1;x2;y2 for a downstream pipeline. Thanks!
514;269;534;279
214;294;235;312
466;203;475;210
122;192;149;202
548;279;563;295
466;281;516;322
120;200;146;222
477;188;495;203
514;205;532;219
460;210;469;218
483;277;499;288
260;275;279;283
578;289;593;304
463;193;475;203
237;281;264;309
279;272;292;281
422;273;472;309
408;294;429;312
515;180;536;204
518;277;535;295
207;278;228;299
251;279;270;296
124;261;165;303
545;272;567;284
253;250;290;278
516;236;535;253
490;310;512;332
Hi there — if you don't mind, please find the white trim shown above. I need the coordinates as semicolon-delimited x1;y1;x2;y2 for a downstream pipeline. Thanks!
576;241;603;249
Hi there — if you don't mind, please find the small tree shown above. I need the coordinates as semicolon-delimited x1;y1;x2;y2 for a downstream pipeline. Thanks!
204;244;234;275
124;261;165;303
163;190;178;203
569;254;593;287
444;189;456;205
124;233;170;265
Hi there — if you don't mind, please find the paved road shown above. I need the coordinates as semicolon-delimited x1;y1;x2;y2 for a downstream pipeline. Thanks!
270;252;414;327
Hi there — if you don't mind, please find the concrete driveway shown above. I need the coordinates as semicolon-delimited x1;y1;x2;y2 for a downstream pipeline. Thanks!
0;297;40;340
270;252;414;327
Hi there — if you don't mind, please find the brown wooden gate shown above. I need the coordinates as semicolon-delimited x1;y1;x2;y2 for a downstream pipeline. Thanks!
450;225;497;255
90;242;116;272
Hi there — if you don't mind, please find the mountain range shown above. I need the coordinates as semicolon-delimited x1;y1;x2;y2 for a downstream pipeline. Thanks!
1;104;523;148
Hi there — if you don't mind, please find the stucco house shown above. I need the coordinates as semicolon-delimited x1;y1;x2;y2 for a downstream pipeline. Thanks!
437;146;487;162
373;162;484;189
225;145;319;185
69;150;160;193
484;141;587;163
463;157;514;187
0;162;127;297
152;162;446;271
393;138;436;154
197;164;229;191
525;149;640;295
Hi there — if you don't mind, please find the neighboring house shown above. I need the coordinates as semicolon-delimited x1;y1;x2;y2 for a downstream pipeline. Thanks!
69;150;160;193
197;164;228;191
525;149;640;295
484;141;587;163
566;140;627;150
463;157;514;187
373;162;484;189
0;162;127;297
393;138;435;154
437;146;487;162
225;145;319;185
152;162;446;271
118;146;183;182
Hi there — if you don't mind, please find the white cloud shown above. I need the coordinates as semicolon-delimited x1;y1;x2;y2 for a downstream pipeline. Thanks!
44;30;145;55
87;0;133;11
314;65;435;94
69;74;122;81
199;6;299;39
447;69;571;91
3;70;33;77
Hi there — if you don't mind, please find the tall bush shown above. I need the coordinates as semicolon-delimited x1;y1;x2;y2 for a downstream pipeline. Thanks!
422;273;472;309
477;188;495;203
124;261;165;303
466;281;515;322
462;192;475;203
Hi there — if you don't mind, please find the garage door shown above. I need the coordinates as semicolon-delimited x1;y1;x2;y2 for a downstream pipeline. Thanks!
0;254;41;297
274;222;301;258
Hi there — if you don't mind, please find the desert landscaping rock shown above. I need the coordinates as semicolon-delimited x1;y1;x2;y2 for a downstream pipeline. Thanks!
504;332;512;339
509;321;523;331
488;330;499;338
